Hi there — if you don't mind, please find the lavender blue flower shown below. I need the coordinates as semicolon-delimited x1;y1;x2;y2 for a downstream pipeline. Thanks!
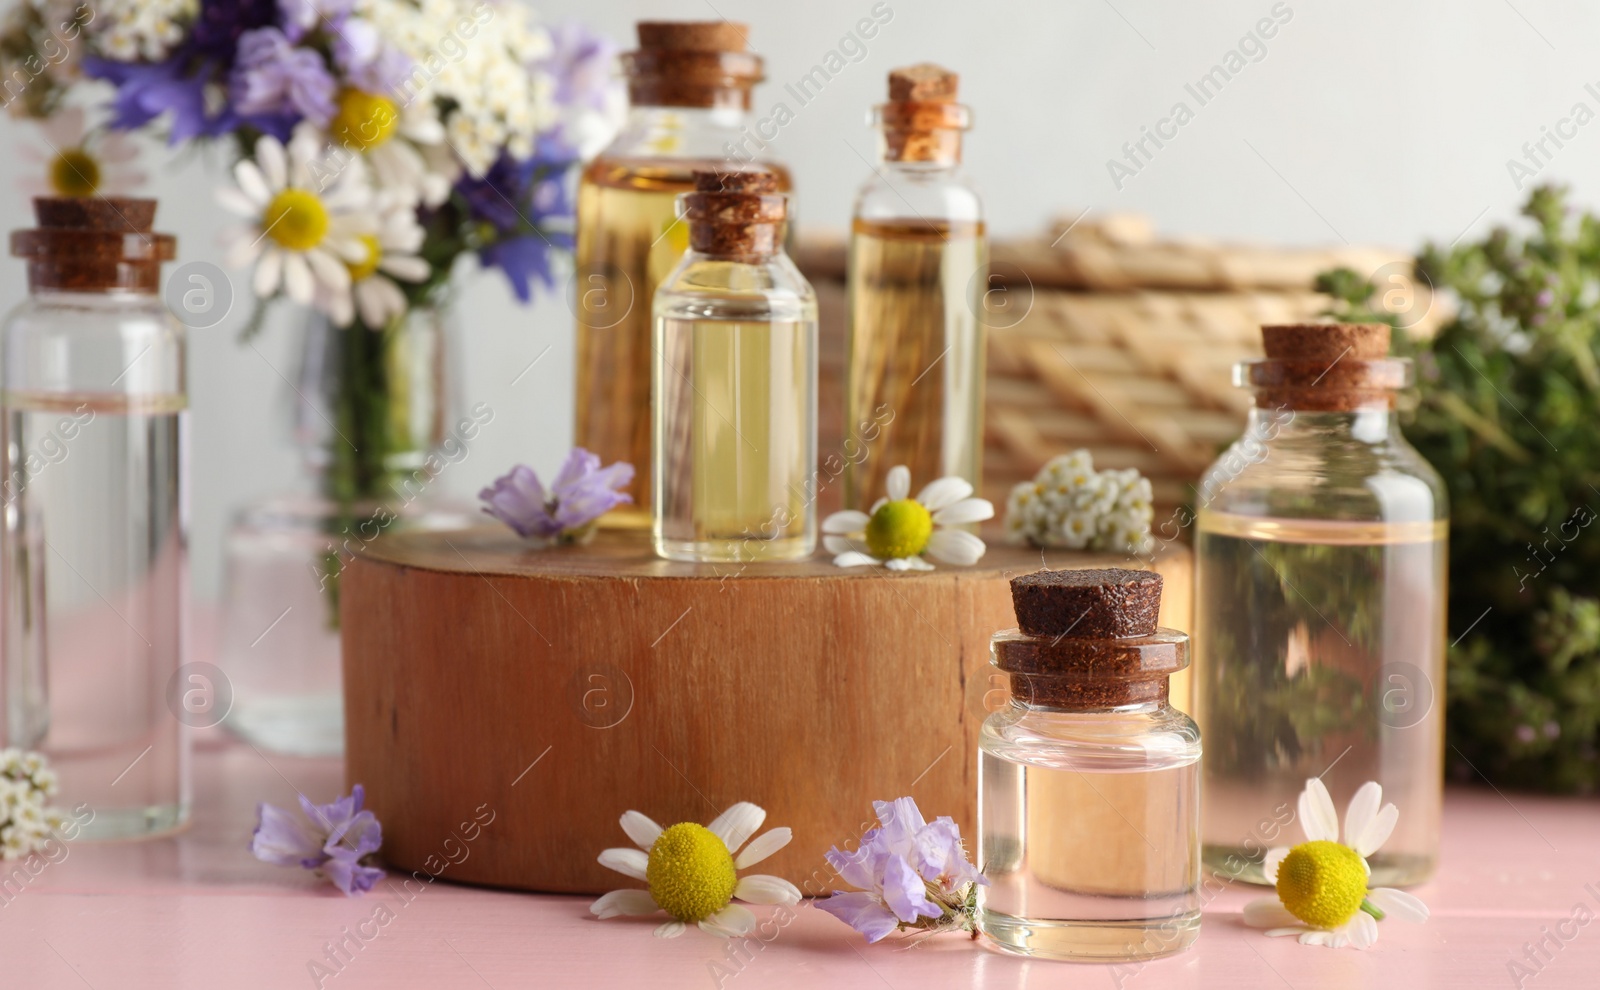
479;449;633;542
458;143;578;301
814;797;985;943
229;27;338;126
251;784;384;896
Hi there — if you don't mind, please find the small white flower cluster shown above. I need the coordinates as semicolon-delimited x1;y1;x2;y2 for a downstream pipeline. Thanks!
362;0;556;176
88;0;194;61
1005;450;1155;555
0;748;66;860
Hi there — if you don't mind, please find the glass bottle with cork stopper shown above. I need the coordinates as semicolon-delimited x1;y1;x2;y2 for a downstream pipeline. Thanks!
575;20;793;529
2;197;189;838
1193;323;1447;888
652;169;816;563
845;63;986;511
978;568;1202;961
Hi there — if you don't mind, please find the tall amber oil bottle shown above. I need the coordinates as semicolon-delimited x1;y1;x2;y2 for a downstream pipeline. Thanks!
844;63;986;510
574;21;791;528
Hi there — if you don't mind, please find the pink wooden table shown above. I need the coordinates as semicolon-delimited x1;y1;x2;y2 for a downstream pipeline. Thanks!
4;732;1597;989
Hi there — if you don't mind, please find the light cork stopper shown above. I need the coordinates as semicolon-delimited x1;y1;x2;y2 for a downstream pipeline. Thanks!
888;63;958;102
13;196;174;292
684;168;785;262
1247;323;1404;412
1262;323;1390;363
636;21;750;52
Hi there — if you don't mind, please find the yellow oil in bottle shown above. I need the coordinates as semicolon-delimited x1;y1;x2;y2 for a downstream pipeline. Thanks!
844;217;985;509
574;158;792;528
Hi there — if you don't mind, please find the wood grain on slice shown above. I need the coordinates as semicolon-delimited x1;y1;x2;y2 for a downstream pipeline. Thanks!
341;527;1193;894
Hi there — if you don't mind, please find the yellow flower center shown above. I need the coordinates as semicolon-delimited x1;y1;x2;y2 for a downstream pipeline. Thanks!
262;189;329;252
49;148;101;197
346;234;382;281
866;498;934;560
332;89;399;151
646;823;737;923
1276;840;1368;929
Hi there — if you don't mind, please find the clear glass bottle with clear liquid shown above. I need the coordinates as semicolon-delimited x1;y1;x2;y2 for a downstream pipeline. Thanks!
2;197;189;838
845;63;986;511
575;20;792;528
652;169;816;563
1193;323;1448;888
978;568;1201;963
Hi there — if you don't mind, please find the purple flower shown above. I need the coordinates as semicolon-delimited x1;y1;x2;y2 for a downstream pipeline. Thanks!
814;797;985;943
542;21;620;114
479;449;633;542
229;27;338;126
457;144;579;302
331;18;413;95
86;56;238;143
251;784;384;896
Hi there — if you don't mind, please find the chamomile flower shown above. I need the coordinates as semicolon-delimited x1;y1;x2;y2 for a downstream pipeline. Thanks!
322;191;429;328
1243;778;1430;949
18;107;145;199
1005;450;1154;554
823;466;994;571
592;801;801;938
328;87;453;207
218;125;376;314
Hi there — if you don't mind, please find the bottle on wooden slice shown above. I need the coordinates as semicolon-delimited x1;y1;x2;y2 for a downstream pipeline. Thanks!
845;62;987;512
652;169;817;563
574;20;793;529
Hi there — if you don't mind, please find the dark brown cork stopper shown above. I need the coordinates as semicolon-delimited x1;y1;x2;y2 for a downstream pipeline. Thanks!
1246;323;1407;412
624;21;762;109
888;63;958;102
1010;567;1163;639
12;196;175;292
684;168;785;262
996;568;1186;710
879;63;967;164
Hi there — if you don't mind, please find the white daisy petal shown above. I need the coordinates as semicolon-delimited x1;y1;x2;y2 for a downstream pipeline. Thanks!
1343;781;1381;849
591;889;659;919
707;803;765;855
1346;911;1379;949
377;254;429;281
255;135;288;192
832;551;880;568
1265;926;1310;939
932;498;995;525
253;248;284;297
1243;898;1298;929
734;827;791;869
1367;887;1429;923
283;252;314;305
620;811;662;850
869;497;887;514
886;466;910;502
215;187;261;218
654;920;686;938
926;528;986;566
234;159;272;206
699;903;755;937
823;535;855;556
307;248;350;292
597;847;649;882
734;873;801;904
822;510;870;534
1299;777;1340;843
1262;846;1289;885
916;477;974;512
226;236;265;270
1355;803;1399;858
885;556;935;571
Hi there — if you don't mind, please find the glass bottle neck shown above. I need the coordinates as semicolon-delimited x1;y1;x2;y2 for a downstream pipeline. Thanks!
1246;404;1401;445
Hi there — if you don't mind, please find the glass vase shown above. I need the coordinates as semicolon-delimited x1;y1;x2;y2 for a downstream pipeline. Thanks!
216;304;478;756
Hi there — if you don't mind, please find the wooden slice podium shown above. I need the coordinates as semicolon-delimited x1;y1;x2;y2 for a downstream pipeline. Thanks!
340;527;1192;894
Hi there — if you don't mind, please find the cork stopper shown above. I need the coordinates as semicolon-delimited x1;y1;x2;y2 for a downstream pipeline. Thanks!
682;168;786;263
624;20;763;109
1242;323;1410;412
995;568;1186;710
877;62;969;164
11;196;175;292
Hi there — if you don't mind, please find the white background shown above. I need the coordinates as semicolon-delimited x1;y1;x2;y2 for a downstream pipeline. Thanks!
0;0;1590;598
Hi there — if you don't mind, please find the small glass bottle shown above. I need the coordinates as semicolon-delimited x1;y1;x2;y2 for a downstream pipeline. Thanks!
575;20;793;528
978;568;1201;962
2;197;189;838
1193;323;1447;888
652;169;817;562
844;63;986;510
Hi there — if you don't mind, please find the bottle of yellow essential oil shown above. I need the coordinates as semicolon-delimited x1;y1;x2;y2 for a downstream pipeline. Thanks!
1193;323;1448;888
978;568;1202;962
574;21;792;528
652;170;816;563
844;63;986;510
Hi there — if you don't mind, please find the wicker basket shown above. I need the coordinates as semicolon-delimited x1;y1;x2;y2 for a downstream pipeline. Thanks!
797;214;1435;516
